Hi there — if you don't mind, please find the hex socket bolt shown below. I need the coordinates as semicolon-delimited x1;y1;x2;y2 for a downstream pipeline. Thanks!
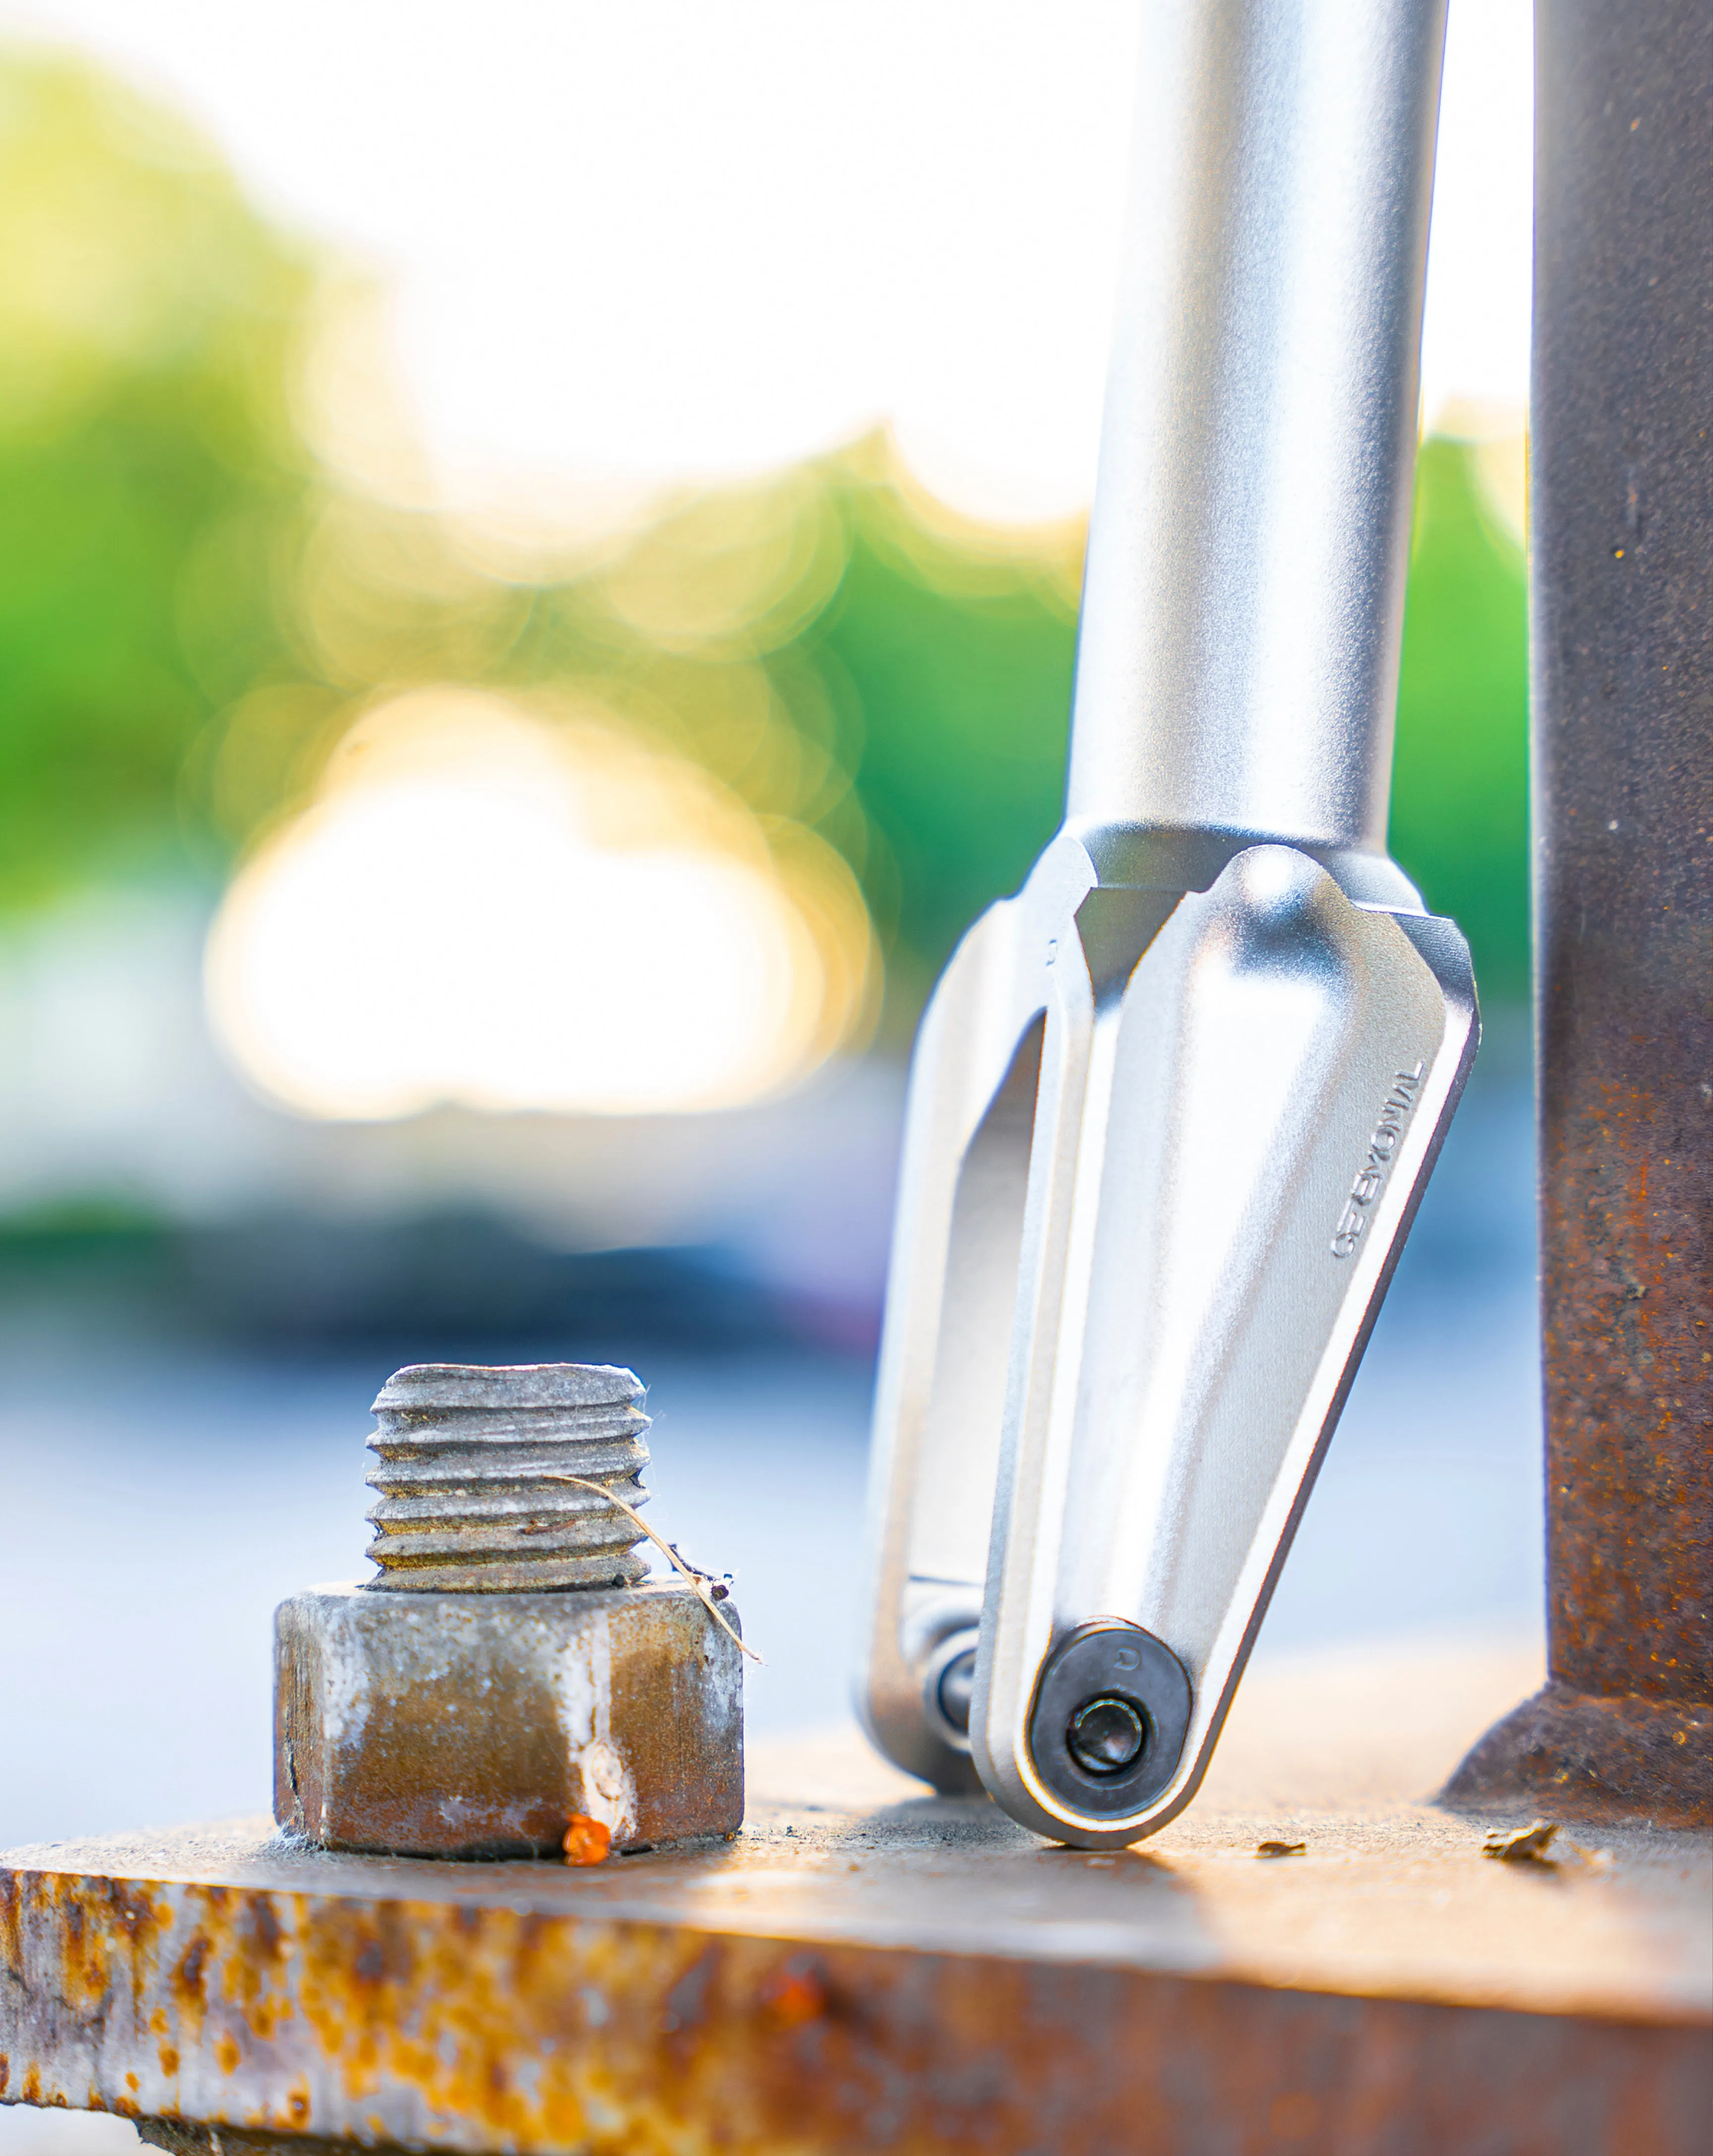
857;0;1477;1848
274;1362;744;1859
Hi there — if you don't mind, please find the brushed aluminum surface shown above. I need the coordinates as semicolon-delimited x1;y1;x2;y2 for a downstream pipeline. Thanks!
857;0;1472;1838
1067;0;1444;852
857;831;1476;1827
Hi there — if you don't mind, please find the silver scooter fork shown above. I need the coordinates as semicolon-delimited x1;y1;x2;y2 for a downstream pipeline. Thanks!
859;0;1477;1827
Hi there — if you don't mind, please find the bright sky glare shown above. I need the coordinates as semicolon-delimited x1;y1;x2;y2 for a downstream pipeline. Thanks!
205;693;856;1119
4;0;1532;528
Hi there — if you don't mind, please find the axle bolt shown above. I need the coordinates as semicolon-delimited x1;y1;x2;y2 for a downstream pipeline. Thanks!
1066;1695;1148;1776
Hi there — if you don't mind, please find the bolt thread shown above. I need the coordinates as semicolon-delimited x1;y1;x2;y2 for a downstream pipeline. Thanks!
364;1362;651;1592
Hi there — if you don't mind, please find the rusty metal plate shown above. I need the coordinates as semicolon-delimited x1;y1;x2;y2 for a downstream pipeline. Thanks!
4;1643;1710;2156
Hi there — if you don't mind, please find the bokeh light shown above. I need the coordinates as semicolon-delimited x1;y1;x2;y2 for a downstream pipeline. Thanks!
206;688;876;1118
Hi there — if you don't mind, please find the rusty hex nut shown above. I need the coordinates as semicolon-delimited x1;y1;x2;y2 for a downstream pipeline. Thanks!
274;1578;743;1858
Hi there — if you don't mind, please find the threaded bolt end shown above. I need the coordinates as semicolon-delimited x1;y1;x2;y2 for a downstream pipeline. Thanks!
364;1362;651;1593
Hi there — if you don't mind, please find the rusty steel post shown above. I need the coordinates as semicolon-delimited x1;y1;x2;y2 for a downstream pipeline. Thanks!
1446;0;1712;1823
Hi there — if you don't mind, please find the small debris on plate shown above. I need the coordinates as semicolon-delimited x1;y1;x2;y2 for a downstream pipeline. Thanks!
1482;1819;1559;1864
1255;1840;1307;1859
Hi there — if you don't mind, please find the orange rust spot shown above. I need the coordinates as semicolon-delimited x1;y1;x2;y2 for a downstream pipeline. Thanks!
44;1875;177;2015
157;2046;179;2079
172;1934;212;2015
252;1897;286;1963
247;1997;290;2042
286;2088;311;2126
125;2075;139;2094
563;1816;612;1867
0;1875;22;1975
759;1962;827;2029
215;2032;242;2076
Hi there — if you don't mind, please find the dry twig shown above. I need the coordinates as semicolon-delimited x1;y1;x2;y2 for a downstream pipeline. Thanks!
538;1473;761;1662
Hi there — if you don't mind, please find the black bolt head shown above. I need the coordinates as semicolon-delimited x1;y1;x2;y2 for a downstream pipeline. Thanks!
1065;1694;1149;1776
936;1647;977;1736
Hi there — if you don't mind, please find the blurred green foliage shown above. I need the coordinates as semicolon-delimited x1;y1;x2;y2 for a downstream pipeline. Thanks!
813;507;1073;1001
0;51;310;907
0;44;1532;1020
1392;437;1532;1002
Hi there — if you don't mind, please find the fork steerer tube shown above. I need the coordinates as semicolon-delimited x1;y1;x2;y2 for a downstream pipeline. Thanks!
1067;0;1447;858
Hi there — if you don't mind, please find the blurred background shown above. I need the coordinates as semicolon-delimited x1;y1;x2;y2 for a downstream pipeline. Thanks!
0;0;1538;2011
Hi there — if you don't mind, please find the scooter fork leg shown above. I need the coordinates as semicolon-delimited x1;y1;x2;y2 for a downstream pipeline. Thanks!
855;835;1170;1788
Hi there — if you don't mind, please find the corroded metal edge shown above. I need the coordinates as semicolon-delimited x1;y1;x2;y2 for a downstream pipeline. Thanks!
3;1870;1709;2156
1441;1684;1713;1827
139;2124;415;2156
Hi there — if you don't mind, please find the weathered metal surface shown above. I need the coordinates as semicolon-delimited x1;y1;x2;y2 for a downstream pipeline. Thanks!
366;1364;651;1593
6;1644;1710;2156
138;2124;408;2156
1447;1684;1713;1829
1445;0;1713;1827
139;2125;407;2156
275;1581;743;1858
